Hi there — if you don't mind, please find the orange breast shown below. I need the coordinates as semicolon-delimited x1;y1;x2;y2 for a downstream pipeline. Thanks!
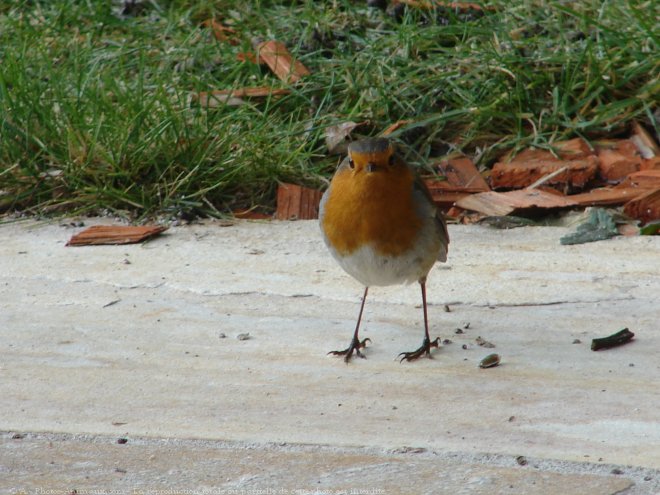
321;167;422;257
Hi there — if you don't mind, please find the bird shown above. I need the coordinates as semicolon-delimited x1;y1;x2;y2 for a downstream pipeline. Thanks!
319;137;449;363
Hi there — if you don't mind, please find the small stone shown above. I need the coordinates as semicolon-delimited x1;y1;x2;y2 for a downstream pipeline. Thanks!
218;332;226;339
443;304;451;313
611;468;624;475
572;339;582;344
516;455;528;466
117;438;128;444
479;353;501;368
455;328;464;334
442;339;452;345
12;433;25;440
236;333;251;341
476;336;495;348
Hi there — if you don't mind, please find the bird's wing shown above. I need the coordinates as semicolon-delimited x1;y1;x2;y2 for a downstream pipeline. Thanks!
412;169;450;262
319;156;351;222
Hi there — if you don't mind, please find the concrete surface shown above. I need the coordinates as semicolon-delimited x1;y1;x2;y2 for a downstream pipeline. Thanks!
1;218;659;493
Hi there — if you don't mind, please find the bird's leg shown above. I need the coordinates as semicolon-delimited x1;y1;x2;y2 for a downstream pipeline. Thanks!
328;286;371;363
398;280;440;362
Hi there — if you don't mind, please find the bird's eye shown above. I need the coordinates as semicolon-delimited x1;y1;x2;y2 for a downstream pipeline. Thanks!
348;158;355;169
388;155;395;166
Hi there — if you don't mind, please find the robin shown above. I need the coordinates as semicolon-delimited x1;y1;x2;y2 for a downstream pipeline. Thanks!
319;137;450;363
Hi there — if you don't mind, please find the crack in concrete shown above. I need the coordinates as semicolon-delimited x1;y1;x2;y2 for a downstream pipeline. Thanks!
473;296;635;308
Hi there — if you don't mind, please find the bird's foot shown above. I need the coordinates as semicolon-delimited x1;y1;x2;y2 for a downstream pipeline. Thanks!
328;337;371;363
398;337;441;363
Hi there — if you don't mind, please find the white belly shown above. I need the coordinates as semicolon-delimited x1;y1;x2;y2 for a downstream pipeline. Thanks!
327;242;437;287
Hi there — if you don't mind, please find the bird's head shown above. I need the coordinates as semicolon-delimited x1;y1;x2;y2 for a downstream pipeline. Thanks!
347;138;396;173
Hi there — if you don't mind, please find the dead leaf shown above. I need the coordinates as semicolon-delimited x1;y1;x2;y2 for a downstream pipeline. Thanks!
381;120;412;136
325;121;366;154
66;225;168;246
594;139;642;183
425;156;490;209
395;1;495;11
256;40;311;84
237;52;258;63
232;209;272;220
618;170;660;189
193;88;289;108
202;19;239;45
623;189;660;225
492;138;599;191
194;92;244;107
631;121;659;159
456;189;576;216
276;183;322;220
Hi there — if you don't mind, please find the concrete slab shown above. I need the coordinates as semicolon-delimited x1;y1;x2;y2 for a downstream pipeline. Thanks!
1;218;659;491
1;432;644;495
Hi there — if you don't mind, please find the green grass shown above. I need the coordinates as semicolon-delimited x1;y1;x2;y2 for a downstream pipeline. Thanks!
0;0;657;219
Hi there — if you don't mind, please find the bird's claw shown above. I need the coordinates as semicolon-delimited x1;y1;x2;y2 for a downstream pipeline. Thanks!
328;337;372;363
398;337;441;363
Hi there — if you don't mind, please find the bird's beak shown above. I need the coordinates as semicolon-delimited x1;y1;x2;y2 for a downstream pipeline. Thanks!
366;162;377;173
